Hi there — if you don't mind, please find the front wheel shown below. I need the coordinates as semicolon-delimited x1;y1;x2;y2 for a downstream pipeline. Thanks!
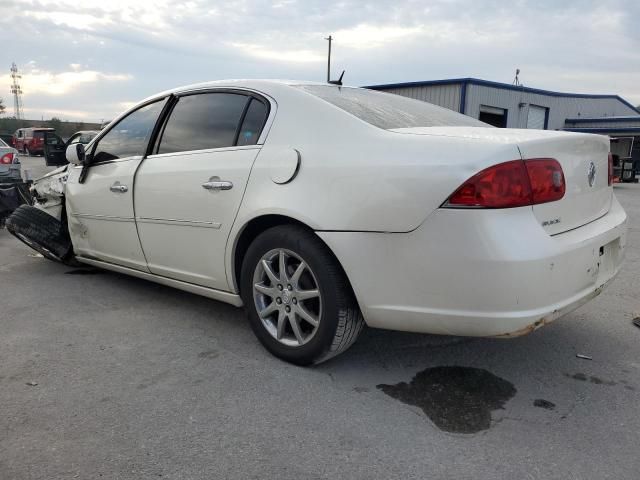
241;225;364;365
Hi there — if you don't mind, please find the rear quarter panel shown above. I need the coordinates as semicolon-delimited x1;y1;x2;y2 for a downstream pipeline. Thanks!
233;89;522;234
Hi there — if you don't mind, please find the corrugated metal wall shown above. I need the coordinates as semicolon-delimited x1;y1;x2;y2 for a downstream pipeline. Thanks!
381;84;461;112
464;84;637;130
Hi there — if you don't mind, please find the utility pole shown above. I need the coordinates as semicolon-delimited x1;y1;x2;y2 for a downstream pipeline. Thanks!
325;35;332;83
10;62;24;120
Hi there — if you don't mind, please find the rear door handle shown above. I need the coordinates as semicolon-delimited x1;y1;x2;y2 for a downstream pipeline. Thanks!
202;179;233;191
110;182;128;193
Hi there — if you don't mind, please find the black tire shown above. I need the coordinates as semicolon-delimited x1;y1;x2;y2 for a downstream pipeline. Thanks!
6;205;76;265
240;225;364;365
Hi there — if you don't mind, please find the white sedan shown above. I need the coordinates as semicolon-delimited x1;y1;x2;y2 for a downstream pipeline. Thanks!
7;80;627;365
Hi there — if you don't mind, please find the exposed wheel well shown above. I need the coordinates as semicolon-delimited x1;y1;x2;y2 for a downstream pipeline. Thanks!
233;215;311;292
232;215;357;307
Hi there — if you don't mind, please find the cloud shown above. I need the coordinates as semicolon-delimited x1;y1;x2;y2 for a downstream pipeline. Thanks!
5;67;132;96
228;43;324;63
0;0;639;120
332;24;424;49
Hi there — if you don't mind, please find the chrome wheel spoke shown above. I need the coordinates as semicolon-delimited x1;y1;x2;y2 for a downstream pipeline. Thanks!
254;283;275;297
289;315;305;345
297;288;319;301
296;305;319;328
276;311;288;340
290;261;306;288
261;259;279;285
259;301;278;319
278;250;287;282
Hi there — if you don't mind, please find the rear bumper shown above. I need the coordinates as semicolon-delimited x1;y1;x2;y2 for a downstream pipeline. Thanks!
318;195;627;337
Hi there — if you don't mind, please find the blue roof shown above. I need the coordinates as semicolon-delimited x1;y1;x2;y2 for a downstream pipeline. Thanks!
565;116;640;124
564;127;640;134
364;78;640;114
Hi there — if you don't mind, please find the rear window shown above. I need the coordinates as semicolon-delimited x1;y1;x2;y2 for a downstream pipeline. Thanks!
296;85;490;130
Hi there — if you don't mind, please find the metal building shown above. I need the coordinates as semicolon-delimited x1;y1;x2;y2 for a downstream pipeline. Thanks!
366;77;639;130
366;77;640;181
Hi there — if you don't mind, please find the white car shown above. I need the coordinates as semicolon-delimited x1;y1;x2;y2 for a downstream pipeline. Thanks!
7;80;627;365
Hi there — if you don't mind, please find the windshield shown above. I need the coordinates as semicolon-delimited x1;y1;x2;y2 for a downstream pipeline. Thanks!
0;139;7;147
296;85;491;130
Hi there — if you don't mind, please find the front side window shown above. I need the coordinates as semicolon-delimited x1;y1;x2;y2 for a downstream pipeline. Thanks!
157;93;249;154
92;100;166;163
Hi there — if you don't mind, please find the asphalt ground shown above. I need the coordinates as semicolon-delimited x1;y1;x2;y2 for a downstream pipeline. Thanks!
1;154;639;479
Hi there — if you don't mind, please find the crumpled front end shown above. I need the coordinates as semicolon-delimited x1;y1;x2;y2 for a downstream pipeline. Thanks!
30;165;69;221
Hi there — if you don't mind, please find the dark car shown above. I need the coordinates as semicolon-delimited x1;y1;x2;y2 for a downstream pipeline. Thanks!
43;130;99;166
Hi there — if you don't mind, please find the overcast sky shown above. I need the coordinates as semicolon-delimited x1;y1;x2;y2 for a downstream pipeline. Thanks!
1;0;639;122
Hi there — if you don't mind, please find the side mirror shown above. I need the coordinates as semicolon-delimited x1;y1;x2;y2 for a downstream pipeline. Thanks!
66;143;86;165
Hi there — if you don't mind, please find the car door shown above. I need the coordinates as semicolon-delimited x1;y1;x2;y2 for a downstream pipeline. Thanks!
134;91;270;290
65;98;168;270
43;132;67;166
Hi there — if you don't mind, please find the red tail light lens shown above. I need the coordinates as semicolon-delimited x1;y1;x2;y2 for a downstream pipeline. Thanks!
608;153;613;186
445;159;565;209
0;153;14;164
525;159;565;204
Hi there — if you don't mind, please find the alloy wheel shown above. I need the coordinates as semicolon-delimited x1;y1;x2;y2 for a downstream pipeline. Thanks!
252;248;322;347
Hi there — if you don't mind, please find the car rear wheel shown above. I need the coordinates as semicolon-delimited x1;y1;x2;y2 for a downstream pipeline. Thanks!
241;225;364;365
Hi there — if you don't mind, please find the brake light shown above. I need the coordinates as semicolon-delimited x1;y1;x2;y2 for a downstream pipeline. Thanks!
445;159;565;208
0;153;14;164
608;153;613;186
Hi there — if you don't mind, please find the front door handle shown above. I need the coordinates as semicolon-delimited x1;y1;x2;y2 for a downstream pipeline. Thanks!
110;182;128;193
202;178;233;191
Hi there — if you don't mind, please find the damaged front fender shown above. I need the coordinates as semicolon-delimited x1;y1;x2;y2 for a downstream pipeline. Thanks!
30;165;69;221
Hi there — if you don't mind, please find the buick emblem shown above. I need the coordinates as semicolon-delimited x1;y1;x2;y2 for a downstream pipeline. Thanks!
587;162;596;187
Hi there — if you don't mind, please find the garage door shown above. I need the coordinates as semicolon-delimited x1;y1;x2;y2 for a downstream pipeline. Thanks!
527;105;547;129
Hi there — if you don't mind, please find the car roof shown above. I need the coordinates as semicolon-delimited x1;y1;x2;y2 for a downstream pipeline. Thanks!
140;79;349;103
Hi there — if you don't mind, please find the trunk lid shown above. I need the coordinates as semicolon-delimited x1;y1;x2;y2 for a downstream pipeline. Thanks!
390;127;612;235
517;131;611;235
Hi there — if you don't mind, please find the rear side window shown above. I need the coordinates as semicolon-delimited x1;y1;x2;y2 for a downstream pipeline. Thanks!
34;131;45;139
296;85;490;130
158;93;249;154
92;100;166;163
237;99;269;146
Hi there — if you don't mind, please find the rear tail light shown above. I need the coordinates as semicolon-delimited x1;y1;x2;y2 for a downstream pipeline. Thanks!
608;153;613;186
444;158;565;209
0;153;14;165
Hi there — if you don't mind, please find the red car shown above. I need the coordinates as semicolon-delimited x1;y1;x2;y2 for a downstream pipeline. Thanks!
12;127;56;156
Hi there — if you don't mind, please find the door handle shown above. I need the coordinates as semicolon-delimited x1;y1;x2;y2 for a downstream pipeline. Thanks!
110;182;128;193
202;179;233;191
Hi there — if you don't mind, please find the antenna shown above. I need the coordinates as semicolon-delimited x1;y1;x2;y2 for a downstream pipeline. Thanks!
10;62;24;120
512;68;521;86
329;70;345;86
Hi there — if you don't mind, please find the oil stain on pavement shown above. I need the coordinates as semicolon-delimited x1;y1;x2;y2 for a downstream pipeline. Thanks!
377;366;516;434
